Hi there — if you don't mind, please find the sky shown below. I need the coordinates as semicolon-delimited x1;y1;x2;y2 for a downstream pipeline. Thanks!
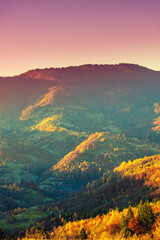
0;0;160;76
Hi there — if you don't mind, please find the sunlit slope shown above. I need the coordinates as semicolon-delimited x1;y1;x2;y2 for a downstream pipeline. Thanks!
19;86;63;120
55;154;160;217
114;154;160;198
51;132;104;171
50;131;160;181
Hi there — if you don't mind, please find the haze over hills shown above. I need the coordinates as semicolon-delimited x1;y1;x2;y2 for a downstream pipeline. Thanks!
0;63;160;238
0;64;160;136
0;64;159;124
0;63;160;187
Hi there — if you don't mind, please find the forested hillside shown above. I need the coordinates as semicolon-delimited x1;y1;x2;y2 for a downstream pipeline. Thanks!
0;64;160;238
11;154;160;240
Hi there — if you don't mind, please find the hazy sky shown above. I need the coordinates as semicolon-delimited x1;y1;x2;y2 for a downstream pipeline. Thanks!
0;0;160;76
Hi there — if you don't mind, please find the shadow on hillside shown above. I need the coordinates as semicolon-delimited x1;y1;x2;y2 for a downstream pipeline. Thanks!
56;173;153;219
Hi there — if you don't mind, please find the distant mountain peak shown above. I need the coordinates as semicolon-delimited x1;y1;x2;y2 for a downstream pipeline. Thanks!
19;68;57;80
18;63;154;80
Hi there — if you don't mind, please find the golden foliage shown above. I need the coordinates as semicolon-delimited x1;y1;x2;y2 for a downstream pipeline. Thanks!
154;103;160;114
114;155;160;198
51;132;105;171
152;102;160;132
19;87;63;120
153;116;160;132
31;114;65;132
21;201;160;240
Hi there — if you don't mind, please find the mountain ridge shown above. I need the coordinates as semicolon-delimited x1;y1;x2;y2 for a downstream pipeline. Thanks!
18;63;158;80
1;63;158;79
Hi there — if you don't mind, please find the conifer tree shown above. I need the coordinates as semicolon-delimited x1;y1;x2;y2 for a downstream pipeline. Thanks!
79;227;87;239
126;205;134;222
138;200;155;231
0;228;5;240
120;205;134;229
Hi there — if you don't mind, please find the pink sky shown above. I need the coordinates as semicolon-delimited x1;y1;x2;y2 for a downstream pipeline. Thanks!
0;0;160;76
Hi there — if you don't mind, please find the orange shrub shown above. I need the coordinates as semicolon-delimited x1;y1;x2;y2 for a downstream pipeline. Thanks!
105;223;120;235
128;216;146;235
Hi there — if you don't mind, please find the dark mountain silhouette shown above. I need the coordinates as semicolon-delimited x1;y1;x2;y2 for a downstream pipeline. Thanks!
0;63;159;115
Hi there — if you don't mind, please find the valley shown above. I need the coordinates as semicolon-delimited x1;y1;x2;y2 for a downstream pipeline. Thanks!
0;64;160;239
